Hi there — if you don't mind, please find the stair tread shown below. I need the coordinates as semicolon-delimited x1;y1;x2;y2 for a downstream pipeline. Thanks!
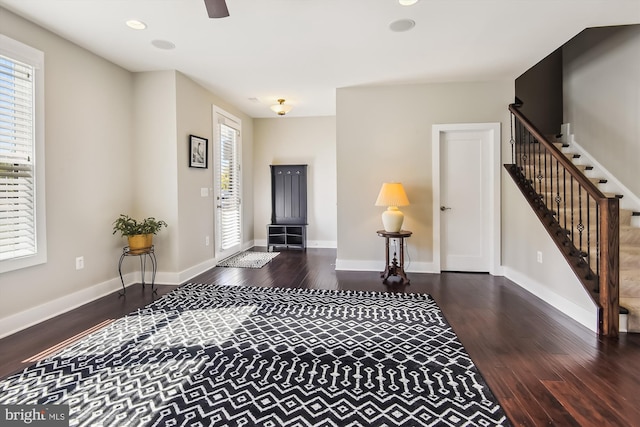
534;177;604;186
512;149;640;331
521;162;588;168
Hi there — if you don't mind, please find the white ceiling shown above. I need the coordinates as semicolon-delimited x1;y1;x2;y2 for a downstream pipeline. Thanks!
1;0;639;118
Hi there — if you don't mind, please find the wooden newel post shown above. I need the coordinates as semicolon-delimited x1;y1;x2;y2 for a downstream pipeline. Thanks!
599;197;619;337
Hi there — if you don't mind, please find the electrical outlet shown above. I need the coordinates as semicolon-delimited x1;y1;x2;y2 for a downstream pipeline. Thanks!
205;236;210;246
537;251;543;264
75;256;84;270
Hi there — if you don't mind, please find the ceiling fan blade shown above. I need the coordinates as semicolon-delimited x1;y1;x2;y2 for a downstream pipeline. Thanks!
204;0;229;18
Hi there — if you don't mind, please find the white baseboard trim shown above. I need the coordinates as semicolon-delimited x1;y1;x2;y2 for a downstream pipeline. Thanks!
174;259;217;284
0;273;137;339
405;261;437;274
335;259;437;273
0;252;238;339
335;259;382;271
503;266;598;333
492;265;506;277
0;238;268;339
306;240;337;249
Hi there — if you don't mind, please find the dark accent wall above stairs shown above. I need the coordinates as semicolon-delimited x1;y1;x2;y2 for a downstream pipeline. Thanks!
515;47;563;136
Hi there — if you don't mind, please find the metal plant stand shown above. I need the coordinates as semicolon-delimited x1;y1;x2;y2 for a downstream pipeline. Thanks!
118;245;157;296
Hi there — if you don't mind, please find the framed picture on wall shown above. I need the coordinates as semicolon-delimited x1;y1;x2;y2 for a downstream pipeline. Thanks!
189;135;208;169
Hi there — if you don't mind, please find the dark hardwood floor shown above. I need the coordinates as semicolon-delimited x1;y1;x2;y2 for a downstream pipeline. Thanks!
2;248;640;426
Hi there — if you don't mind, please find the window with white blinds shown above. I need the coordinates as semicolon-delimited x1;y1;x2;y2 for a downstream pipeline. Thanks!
218;122;241;250
0;35;46;272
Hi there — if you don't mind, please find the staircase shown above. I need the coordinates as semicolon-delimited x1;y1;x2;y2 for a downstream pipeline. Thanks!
506;104;621;336
554;129;640;333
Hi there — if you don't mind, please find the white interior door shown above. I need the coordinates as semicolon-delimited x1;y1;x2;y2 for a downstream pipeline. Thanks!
213;108;242;260
433;124;500;273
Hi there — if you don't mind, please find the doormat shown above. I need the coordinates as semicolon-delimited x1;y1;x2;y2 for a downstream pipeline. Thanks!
216;251;279;268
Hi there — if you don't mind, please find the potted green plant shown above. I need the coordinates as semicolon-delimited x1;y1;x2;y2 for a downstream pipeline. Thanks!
112;214;167;251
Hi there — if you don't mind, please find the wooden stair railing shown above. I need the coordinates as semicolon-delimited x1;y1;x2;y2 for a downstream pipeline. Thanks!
506;103;619;337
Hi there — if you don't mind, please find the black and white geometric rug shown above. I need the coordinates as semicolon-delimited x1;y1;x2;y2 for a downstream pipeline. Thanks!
216;251;279;268
0;284;511;426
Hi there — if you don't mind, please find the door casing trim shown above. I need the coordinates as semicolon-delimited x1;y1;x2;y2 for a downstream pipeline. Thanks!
212;105;243;261
432;123;501;275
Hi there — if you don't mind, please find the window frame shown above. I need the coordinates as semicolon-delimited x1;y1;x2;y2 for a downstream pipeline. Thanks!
0;35;46;273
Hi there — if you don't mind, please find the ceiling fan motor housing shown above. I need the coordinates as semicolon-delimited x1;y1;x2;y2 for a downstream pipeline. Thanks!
204;0;229;18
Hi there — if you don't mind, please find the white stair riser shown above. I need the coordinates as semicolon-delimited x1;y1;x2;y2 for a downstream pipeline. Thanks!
525;126;640;333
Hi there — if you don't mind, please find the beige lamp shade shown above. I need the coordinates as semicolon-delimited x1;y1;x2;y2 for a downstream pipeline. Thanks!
375;183;410;232
375;183;410;207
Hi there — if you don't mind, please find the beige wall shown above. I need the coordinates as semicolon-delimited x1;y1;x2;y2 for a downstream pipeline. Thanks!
0;5;606;336
336;81;512;267
175;71;254;271
0;9;135;325
563;25;640;197
176;72;213;271
336;80;597;329
132;71;178;272
502;178;596;320
0;9;256;337
253;117;337;247
109;70;257;279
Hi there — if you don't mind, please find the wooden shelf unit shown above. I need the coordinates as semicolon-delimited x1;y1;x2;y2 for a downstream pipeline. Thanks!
269;165;307;251
267;225;306;251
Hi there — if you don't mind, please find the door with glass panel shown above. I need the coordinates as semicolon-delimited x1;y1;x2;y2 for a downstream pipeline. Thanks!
213;109;242;260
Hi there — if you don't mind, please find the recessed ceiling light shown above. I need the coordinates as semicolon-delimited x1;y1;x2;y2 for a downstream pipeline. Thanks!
399;0;419;5
151;40;176;50
125;20;147;30
389;19;416;32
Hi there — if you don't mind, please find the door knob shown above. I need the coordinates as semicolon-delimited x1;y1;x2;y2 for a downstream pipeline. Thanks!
440;206;451;211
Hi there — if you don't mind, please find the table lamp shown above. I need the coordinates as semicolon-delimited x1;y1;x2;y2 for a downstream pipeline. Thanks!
375;182;410;232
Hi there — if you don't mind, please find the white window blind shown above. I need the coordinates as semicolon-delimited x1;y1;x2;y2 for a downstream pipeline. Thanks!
219;123;241;250
0;53;36;261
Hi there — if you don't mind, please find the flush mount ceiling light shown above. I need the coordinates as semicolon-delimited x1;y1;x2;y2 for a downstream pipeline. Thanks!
270;99;292;116
151;39;176;50
398;0;419;5
125;19;147;30
389;18;416;32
